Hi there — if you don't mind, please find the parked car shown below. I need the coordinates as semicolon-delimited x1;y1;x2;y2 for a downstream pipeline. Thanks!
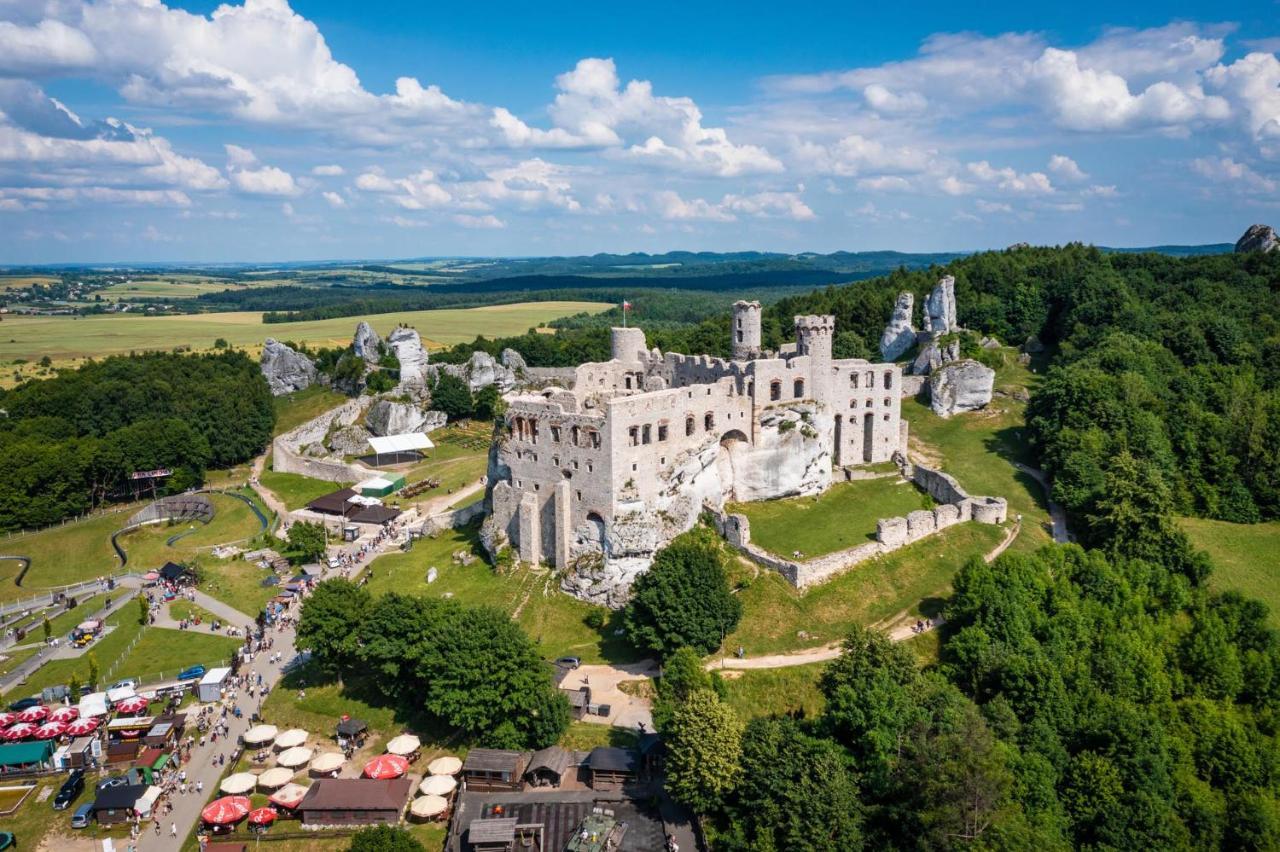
177;664;205;681
70;803;94;829
96;776;127;792
110;678;139;691
6;697;39;712
53;770;85;810
554;656;581;670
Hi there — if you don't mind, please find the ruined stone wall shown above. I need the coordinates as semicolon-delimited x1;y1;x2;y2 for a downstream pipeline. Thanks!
271;397;376;483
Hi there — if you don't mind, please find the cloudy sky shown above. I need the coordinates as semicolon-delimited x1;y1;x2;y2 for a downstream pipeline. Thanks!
1;0;1278;263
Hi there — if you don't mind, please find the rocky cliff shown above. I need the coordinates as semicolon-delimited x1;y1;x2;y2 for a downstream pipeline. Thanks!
387;326;427;387
923;274;958;334
365;400;447;436
929;359;995;417
352;322;382;366
1236;224;1279;253
879;292;916;361
259;338;318;396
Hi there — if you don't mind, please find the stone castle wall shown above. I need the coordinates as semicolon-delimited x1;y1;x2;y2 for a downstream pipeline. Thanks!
271;397;376;483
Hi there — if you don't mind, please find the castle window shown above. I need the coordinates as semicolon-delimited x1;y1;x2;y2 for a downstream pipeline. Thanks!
571;425;580;445
550;425;561;443
573;460;579;470
628;426;639;447
705;412;715;431
530;422;539;444
686;415;695;436
770;380;782;401
658;423;669;442
866;399;873;408
625;376;633;390
642;424;652;445
884;371;893;390
794;378;805;398
590;431;601;449
576;490;582;500
883;414;890;421
865;370;874;386
849;400;857;409
884;397;890;407
737;318;743;329
632;463;637;472
587;462;593;473
736;330;744;344
851;373;859;389
553;457;559;467
747;380;754;396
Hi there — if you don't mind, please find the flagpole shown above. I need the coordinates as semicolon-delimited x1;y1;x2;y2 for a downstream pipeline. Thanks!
622;299;627;328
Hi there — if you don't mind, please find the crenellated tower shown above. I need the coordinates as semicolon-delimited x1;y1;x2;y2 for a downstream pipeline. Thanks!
731;300;762;360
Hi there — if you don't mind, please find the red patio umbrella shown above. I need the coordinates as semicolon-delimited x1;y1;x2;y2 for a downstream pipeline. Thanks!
49;706;79;723
248;807;278;826
143;571;160;581
201;795;250;826
114;696;149;715
0;712;15;727
17;705;49;723
65;717;100;736
362;754;408;780
2;722;36;740
33;720;67;740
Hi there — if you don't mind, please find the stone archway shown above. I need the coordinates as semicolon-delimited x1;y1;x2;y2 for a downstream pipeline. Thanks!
716;429;751;502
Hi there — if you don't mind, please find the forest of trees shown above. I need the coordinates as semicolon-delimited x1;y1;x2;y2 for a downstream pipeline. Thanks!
0;351;274;531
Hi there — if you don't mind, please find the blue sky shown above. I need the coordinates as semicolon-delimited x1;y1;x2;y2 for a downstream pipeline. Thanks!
1;0;1278;263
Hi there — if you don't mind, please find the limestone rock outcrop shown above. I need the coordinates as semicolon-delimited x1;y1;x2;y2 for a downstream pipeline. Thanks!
259;338;317;396
366;400;425;436
910;337;960;376
326;423;373;456
929;359;995;417
431;351;519;393
923;275;958;334
1236;224;1279;253
386;327;427;386
352;322;382;366
500;348;527;371
879;292;917;361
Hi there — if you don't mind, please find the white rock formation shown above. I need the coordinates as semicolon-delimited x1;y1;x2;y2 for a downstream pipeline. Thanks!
500;348;527;371
910;338;961;376
387;327;427;386
1235;224;1279;253
929;359;995;417
879;292;916;361
327;423;373;456
352;322;382;366
259;338;317;396
923;275;958;334
366;400;426;436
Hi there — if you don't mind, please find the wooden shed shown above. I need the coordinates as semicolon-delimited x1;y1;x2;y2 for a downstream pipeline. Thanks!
92;783;147;825
467;816;519;852
297;778;413;827
586;747;637;791
524;746;573;788
462;749;527;792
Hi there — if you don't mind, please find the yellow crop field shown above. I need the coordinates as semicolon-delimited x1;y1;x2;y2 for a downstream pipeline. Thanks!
0;300;606;366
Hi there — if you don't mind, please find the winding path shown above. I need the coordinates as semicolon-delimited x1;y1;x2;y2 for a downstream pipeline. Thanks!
1013;462;1072;543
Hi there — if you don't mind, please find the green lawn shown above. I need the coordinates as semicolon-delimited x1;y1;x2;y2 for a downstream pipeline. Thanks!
726;521;1005;656
2;604;144;701
0;511;127;601
273;385;348;437
903;389;1052;556
720;662;826;721
106;625;241;684
168;600;221;624
4;592;108;645
729;477;933;558
362;524;637;665
116;492;268;571
1183;517;1280;626
197;556;281;620
260;468;348;510
559;720;639;751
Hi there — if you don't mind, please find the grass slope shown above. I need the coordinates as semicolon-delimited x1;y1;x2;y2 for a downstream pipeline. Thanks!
273;385;347;437
0;300;608;366
1183;517;1280;626
730;477;932;558
0;512;126;601
259;468;347;511
720;662;826;720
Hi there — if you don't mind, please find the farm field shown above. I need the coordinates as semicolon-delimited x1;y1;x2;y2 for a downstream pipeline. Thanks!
97;274;244;298
0;300;608;366
726;521;1006;656
729;476;932;558
1184;517;1280;626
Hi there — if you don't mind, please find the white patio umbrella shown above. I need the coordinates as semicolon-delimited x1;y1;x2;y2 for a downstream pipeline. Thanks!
243;724;278;746
410;795;448;819
386;734;421;756
219;772;257;795
309;752;345;774
418;774;457;796
277;746;314;768
273;728;308;749
426;755;462;776
256;766;294;789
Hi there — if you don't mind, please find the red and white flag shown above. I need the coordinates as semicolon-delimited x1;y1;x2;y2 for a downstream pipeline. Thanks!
622;300;632;311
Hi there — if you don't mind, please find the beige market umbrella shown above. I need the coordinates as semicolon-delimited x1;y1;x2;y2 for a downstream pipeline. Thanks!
418;774;457;796
426;755;462;776
277;746;314;768
243;724;278;746
309;752;345;774
273;728;308;749
386;734;421;756
256;766;294;789
410;795;448;819
219;772;257;795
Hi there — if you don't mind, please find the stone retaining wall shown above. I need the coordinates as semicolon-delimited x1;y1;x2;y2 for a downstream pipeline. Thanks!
712;463;1007;590
271;397;376;483
419;499;485;535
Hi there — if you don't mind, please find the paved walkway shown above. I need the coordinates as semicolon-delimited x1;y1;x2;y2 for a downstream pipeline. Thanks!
573;661;659;730
249;451;289;541
1013;462;1072;543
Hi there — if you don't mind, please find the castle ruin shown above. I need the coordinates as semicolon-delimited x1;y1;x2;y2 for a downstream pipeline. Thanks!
481;303;907;606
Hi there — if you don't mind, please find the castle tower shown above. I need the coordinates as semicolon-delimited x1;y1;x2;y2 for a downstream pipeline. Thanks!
610;327;647;363
731;300;762;360
794;315;835;363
